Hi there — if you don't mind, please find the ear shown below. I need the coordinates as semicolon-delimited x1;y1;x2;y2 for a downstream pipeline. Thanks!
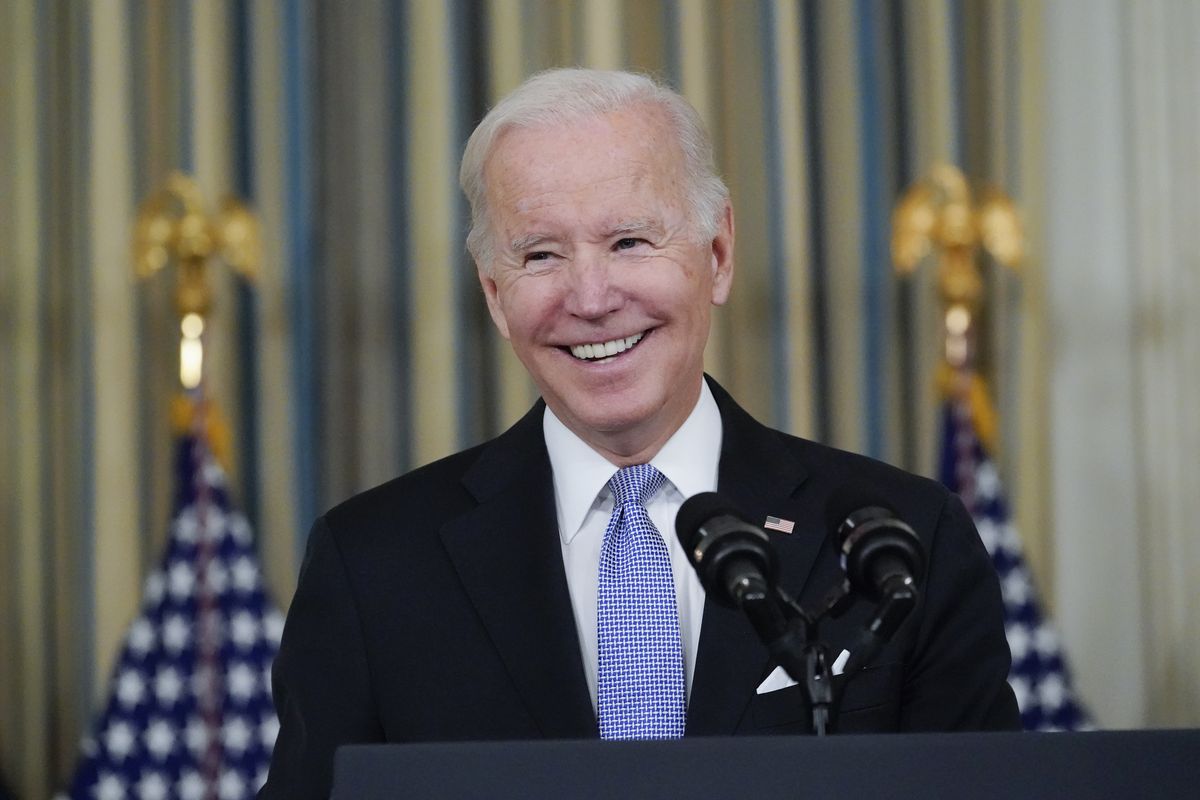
709;201;735;306
478;266;511;340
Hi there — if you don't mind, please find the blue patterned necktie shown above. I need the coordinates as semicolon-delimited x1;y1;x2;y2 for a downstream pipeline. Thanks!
597;464;686;739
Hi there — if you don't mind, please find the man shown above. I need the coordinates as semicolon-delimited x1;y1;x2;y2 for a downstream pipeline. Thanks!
261;69;1018;798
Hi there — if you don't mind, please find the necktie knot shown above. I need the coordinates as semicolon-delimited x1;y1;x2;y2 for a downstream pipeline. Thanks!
608;464;666;510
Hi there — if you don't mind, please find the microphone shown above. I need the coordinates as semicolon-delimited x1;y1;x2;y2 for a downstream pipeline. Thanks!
825;486;927;674
675;492;779;610
676;492;803;689
825;487;925;603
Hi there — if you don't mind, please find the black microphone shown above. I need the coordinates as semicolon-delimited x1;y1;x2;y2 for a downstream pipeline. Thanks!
825;486;927;674
825;487;925;603
676;492;800;681
675;492;779;610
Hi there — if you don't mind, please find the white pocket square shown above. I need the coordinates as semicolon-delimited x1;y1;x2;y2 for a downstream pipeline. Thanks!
755;649;851;694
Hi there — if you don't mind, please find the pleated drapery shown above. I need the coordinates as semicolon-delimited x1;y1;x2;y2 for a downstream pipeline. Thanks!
2;2;1198;796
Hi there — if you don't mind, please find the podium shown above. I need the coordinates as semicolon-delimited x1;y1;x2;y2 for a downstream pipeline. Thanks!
333;729;1198;799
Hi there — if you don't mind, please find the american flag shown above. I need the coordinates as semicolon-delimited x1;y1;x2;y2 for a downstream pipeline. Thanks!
940;391;1092;731
65;407;283;798
763;515;795;534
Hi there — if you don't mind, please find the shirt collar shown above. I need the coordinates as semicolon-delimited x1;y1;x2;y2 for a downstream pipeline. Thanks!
543;379;723;545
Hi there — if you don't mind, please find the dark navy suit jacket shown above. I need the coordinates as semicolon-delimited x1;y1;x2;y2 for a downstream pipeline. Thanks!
261;378;1019;798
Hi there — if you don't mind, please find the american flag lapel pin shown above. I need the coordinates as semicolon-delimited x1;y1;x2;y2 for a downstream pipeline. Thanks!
763;515;795;534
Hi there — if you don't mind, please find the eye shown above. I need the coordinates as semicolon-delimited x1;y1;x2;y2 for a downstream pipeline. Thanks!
523;251;558;271
614;237;646;251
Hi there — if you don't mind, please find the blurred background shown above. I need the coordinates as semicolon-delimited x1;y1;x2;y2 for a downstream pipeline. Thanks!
1;0;1197;796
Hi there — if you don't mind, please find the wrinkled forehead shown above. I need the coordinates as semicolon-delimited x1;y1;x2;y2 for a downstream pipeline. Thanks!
483;105;688;218
488;99;680;156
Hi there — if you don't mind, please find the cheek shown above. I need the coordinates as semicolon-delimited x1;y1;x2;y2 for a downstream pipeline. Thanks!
496;280;560;342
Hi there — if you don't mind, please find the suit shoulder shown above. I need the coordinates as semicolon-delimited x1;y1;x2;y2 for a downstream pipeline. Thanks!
315;400;547;542
770;429;957;526
320;441;489;536
797;434;946;493
709;375;950;512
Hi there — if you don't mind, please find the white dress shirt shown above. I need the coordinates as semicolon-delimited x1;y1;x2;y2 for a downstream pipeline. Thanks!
543;379;721;711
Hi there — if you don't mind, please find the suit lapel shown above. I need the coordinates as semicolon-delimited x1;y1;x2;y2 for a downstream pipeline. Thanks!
439;405;597;739
686;378;827;735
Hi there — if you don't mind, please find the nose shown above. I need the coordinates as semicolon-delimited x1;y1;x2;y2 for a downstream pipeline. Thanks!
563;251;622;320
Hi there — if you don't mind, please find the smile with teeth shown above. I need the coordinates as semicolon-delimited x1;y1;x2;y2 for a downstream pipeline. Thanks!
568;332;645;362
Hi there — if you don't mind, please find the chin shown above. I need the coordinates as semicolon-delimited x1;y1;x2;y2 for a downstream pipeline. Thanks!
567;392;666;436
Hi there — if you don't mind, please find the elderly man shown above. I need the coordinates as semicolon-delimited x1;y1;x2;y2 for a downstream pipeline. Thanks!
261;69;1018;798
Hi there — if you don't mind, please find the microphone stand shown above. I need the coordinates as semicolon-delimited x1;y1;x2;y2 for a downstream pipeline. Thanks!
740;577;910;736
738;584;842;736
681;496;923;736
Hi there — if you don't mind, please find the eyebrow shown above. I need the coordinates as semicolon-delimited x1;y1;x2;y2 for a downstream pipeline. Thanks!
508;219;664;252
608;219;660;237
510;233;555;252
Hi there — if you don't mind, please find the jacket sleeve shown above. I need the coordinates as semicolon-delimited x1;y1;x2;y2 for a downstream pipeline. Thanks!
259;516;384;799
899;492;1022;731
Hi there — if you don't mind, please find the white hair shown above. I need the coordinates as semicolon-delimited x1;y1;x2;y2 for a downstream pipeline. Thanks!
459;68;729;273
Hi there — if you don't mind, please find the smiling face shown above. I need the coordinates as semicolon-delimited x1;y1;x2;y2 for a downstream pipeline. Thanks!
476;104;734;464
